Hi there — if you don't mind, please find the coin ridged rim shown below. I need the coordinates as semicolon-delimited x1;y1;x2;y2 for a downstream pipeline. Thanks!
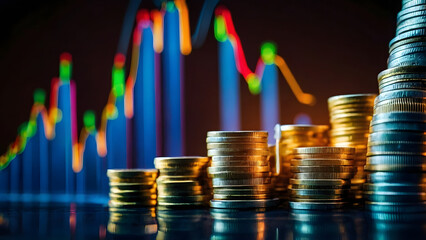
206;142;268;149
107;169;158;179
290;166;356;173
292;153;356;160
212;178;271;187
380;81;426;93
292;172;354;180
207;131;268;137
293;147;355;155
206;136;268;143
378;66;426;80
278;124;329;133
327;94;377;107
366;155;425;165
290;159;355;166
208;166;270;173
374;89;426;104
210;198;279;209
289;202;348;210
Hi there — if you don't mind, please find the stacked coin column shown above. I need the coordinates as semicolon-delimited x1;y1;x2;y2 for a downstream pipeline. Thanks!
107;169;158;209
289;147;356;210
207;131;279;209
327;94;376;205
154;157;210;209
364;0;426;213
274;125;329;202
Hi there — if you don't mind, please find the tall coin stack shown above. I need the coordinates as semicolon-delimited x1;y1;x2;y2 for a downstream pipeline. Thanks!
274;125;329;201
107;169;158;209
154;157;210;208
327;94;376;205
364;0;426;213
289;147;356;210
207;131;279;209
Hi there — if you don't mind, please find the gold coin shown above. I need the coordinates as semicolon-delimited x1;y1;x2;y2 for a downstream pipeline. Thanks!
208;165;270;173
290;166;356;173
293;147;355;155
292;153;355;160
206;136;268;143
207;131;268;138
206;142;268;150
290;159;355;166
108;177;157;184
109;182;156;188
207;148;270;156
328;93;376;107
109;194;157;202
211;159;269;167
292;172;354;180
107;169;158;179
109;187;157;195
109;199;157;207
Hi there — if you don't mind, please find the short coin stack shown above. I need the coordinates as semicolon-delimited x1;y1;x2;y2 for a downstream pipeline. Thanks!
327;94;376;205
389;0;426;68
107;169;158;209
364;67;426;213
154;156;210;208
207;131;279;209
289;147;356;210
274;125;329;201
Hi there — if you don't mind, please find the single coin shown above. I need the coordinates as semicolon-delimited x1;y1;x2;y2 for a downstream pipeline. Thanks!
211;159;269;167
109;199;157;207
290;159;355;166
157;195;206;203
292;153;355;160
210;198;279;209
108;177;157;184
289;179;349;186
368;131;426;142
371;112;426;124
208;166;270;174
292;172;354;180
213;193;272;200
369;122;426;132
294;147;355;155
365;201;426;213
375;89;426;103
289;188;349;195
366;155;425;166
207;142;268;150
206;136;268;143
380;81;426;92
290;166;356;173
207;131;268;138
365;164;425;172
208;149;270;156
364;183;426;192
377;66;426;80
212;178;271;187
367;142;425;154
364;191;426;202
208;171;271;179
107;169;158;179
289;202;348;210
367;172;426;183
109;182;156;188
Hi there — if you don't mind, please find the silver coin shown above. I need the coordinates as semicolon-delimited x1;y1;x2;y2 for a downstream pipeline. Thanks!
390;41;426;56
388;55;426;68
397;24;426;35
378;66;426;80
364;183;426;192
364;191;425;202
368;131;426;142
374;89;426;104
366;155;425;166
210;198;279;209
365;201;426;213
367;172;426;184
370;122;426;132
289;202;348;210
389;29;426;47
367;142;425;153
389;37;426;53
403;0;426;9
371;112;426;124
397;10;426;25
389;46;426;60
397;16;426;30
380;81;426;92
398;5;426;19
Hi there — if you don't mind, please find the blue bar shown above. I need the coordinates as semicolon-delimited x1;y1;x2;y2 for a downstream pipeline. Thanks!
219;39;240;131
76;133;100;195
260;64;279;144
37;114;49;194
106;96;127;169
22;131;35;193
0;163;10;193
50;83;74;194
10;154;22;194
99;156;109;196
134;26;156;168
163;6;183;156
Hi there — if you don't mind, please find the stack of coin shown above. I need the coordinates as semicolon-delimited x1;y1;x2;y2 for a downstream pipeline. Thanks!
274;124;329;201
389;1;426;68
107;169;158;209
364;67;426;213
207;131;279;209
154;156;210;208
328;94;377;205
289;147;356;210
107;208;157;236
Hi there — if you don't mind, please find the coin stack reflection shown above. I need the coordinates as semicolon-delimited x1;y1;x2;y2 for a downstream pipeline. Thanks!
107;208;157;236
154;157;210;208
289;147;356;210
207;131;279;209
107;169;158;209
328;94;376;205
274;125;329;201
364;1;426;213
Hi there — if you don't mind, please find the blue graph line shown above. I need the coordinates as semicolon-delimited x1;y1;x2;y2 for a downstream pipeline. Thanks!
261;64;279;144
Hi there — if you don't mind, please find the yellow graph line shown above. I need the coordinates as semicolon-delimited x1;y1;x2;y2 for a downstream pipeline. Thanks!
274;55;316;106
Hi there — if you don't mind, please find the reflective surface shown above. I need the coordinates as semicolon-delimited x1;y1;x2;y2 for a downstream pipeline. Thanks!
0;202;425;240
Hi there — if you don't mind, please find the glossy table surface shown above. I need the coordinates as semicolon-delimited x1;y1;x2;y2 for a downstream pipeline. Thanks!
0;201;425;240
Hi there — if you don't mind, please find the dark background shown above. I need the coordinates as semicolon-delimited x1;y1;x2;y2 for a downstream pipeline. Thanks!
0;0;401;155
